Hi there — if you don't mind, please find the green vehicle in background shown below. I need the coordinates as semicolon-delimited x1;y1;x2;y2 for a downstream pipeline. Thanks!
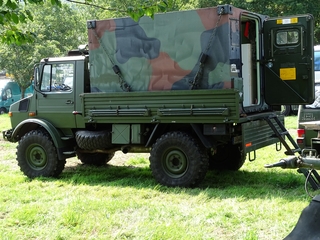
297;46;320;150
2;5;315;187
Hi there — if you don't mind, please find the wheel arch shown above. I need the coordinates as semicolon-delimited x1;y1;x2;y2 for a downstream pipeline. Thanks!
145;123;214;149
190;123;214;148
11;119;67;151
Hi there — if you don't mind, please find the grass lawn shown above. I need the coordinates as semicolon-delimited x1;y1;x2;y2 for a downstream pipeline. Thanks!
0;114;318;239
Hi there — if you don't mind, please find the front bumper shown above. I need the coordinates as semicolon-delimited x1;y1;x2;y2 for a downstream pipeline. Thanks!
2;129;14;142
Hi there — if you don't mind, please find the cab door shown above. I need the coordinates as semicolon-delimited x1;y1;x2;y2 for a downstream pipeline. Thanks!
36;61;76;128
263;15;314;105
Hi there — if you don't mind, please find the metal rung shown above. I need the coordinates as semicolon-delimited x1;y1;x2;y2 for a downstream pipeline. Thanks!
264;114;300;155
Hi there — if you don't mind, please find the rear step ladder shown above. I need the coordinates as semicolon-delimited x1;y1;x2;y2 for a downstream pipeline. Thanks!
264;114;301;155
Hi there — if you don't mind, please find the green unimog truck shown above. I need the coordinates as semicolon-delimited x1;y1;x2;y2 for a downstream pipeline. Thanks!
2;5;315;187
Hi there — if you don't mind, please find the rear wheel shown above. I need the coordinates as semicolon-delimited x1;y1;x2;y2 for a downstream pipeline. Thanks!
209;143;245;171
17;130;65;178
76;151;115;166
149;131;208;187
281;105;291;116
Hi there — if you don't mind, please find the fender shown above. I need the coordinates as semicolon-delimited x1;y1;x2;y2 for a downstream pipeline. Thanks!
10;118;69;151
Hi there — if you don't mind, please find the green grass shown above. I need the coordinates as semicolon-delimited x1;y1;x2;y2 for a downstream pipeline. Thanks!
285;115;298;130
0;114;318;240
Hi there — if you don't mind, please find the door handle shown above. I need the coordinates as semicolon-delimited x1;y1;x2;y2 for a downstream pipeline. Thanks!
66;100;74;104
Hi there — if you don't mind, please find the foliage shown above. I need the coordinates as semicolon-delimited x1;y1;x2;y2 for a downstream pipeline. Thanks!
0;2;94;96
1;0;172;45
1;0;61;45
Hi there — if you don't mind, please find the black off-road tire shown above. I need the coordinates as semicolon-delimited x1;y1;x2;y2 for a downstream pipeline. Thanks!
281;105;291;116
17;129;65;178
209;143;245;171
75;130;112;150
76;151;115;166
149;131;209;187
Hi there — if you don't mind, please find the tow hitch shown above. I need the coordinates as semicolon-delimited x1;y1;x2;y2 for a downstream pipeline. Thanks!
265;121;320;191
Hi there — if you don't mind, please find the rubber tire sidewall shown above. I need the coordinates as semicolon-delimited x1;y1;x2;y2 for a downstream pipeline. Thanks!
209;143;245;171
75;130;112;150
17;130;62;178
76;151;115;166
149;131;208;187
281;105;291;116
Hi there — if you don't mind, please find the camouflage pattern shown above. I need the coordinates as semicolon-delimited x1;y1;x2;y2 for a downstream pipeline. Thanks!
87;6;244;92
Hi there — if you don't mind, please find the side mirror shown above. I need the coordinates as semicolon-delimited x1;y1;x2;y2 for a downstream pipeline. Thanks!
33;65;40;88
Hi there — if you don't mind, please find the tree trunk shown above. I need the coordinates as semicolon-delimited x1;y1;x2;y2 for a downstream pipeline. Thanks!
21;87;26;99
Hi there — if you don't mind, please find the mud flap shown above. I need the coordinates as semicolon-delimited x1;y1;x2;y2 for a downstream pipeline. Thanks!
284;195;320;239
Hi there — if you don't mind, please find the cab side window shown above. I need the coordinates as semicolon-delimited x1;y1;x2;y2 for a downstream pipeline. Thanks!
40;63;74;92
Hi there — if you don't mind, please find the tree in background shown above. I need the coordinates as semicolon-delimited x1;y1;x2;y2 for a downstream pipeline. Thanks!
0;1;94;97
1;0;171;45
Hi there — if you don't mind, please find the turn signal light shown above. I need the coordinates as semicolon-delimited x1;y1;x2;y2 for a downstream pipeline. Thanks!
8;112;12;117
29;112;36;117
297;129;305;138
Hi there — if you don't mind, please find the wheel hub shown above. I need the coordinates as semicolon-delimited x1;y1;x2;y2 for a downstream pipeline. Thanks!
27;145;47;169
163;150;188;177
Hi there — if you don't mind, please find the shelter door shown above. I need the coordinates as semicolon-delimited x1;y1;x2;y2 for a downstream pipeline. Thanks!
263;15;314;105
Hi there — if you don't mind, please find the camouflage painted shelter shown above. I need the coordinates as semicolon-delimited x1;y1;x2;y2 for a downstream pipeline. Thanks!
87;6;252;92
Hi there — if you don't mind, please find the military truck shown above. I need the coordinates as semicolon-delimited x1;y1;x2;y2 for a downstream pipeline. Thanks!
296;45;320;151
2;5;315;187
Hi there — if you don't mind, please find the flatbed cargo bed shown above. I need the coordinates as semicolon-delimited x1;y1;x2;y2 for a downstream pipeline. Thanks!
81;89;240;124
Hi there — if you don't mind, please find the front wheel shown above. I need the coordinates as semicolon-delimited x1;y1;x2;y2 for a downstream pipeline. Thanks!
149;131;208;187
17;130;65;178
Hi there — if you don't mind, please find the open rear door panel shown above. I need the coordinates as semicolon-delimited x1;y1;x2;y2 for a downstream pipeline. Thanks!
263;15;314;105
